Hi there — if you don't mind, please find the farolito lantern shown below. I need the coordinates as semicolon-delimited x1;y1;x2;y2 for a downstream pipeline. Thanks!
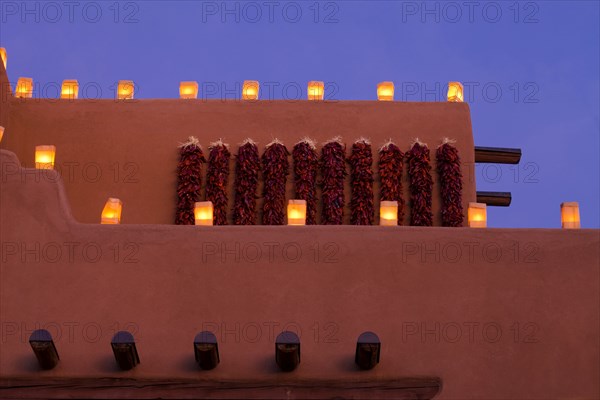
195;201;214;226
447;82;464;102
61;80;79;99
561;202;580;229
468;202;487;228
16;77;33;98
242;80;259;100
377;82;394;101
101;198;123;224
117;80;135;100
287;200;307;226
0;126;4;143
35;145;56;169
180;81;199;99
379;201;398;226
307;81;324;101
0;48;6;69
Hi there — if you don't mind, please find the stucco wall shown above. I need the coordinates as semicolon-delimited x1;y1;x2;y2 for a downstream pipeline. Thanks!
1;149;599;399
2;61;598;400
0;62;11;129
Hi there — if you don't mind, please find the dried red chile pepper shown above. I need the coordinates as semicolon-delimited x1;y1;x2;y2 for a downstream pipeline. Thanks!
378;141;405;225
436;139;464;227
348;139;374;225
292;139;318;225
406;141;433;226
175;137;205;225
261;140;290;225
205;140;231;225
320;138;346;225
232;139;260;225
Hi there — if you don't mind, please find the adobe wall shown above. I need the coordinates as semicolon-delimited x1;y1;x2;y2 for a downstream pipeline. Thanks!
0;62;11;128
0;62;475;225
1;150;599;399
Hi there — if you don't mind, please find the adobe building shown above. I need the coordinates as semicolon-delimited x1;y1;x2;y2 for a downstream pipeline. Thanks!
0;53;598;399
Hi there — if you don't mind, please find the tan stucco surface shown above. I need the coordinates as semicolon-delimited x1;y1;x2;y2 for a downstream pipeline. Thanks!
1;150;599;399
1;61;599;400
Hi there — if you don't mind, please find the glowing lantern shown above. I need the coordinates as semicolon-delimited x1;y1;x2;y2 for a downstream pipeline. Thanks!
61;80;79;99
0;126;4;143
468;202;487;228
307;81;324;101
195;202;214;226
101;198;123;224
447;82;464;102
377;82;394;101
287;200;307;226
379;201;398;226
180;81;199;99
0;48;6;69
561;202;580;229
16;77;33;98
35;145;56;169
117;80;135;100
242;80;259;100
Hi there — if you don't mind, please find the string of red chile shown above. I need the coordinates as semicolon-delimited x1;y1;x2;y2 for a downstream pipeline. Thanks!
261;139;290;225
232;139;260;225
406;140;433;226
175;136;206;225
320;138;347;225
436;138;464;227
348;139;374;225
292;139;318;225
378;140;405;225
205;140;231;225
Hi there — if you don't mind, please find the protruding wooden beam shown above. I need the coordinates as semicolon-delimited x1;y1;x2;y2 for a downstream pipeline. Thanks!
0;377;442;399
475;147;522;164
477;191;512;207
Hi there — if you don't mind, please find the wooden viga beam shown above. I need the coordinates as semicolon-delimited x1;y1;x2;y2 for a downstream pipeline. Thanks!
474;147;522;164
0;377;442;399
477;191;512;207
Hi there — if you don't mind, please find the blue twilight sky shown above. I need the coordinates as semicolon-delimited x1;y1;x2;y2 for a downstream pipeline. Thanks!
1;1;598;228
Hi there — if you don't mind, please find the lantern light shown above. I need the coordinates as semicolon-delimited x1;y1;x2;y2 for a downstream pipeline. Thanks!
117;80;135;100
287;200;307;226
195;201;214;226
355;331;380;370
29;329;60;370
194;331;220;370
180;81;199;99
0;126;4;143
379;201;398;226
111;331;140;370
377;82;395;101
242;80;259;100
468;202;487;228
35;145;56;169
307;81;324;101
61;79;79;99
561;202;581;229
447;81;464;102
15;77;33;98
0;47;6;69
275;331;300;372
101;198;123;224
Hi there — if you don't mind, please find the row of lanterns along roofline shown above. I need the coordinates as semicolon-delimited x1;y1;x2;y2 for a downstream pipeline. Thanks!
10;77;466;102
7;141;582;229
29;329;380;372
102;194;582;229
0;48;462;101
